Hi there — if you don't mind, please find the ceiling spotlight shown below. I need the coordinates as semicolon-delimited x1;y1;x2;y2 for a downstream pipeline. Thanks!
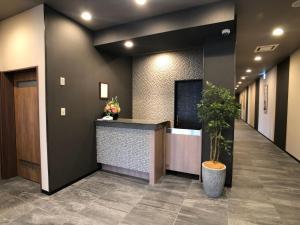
81;11;92;21
272;27;284;36
246;69;252;73
124;40;134;48
254;55;262;61
236;85;240;88
235;87;237;90
238;81;242;84
292;0;300;7
241;76;247;80
135;0;147;5
221;28;231;36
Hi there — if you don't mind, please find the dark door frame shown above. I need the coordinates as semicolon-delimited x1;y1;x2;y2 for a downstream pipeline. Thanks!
0;72;17;179
0;66;40;182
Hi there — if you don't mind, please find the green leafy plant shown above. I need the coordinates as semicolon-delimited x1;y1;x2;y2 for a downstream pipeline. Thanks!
197;82;240;162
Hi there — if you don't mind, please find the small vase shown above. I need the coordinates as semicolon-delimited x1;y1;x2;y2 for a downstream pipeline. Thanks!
112;114;119;120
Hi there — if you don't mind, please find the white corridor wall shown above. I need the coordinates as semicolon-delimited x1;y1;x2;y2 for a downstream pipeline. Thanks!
0;5;49;191
286;48;300;160
258;66;277;141
247;82;256;127
239;89;247;121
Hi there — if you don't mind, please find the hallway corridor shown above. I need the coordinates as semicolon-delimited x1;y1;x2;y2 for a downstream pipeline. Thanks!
230;120;300;224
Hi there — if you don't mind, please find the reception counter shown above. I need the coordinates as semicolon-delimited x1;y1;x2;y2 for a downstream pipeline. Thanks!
95;119;170;184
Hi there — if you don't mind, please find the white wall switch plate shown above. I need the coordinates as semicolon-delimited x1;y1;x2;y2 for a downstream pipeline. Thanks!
60;77;65;86
60;107;66;116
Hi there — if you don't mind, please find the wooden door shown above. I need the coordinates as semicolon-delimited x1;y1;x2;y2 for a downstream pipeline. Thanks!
13;69;40;183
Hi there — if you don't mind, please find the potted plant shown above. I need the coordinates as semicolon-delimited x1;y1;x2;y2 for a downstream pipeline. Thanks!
104;96;121;120
197;82;240;198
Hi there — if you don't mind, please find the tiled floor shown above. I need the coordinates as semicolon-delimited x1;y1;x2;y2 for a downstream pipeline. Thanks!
0;120;300;225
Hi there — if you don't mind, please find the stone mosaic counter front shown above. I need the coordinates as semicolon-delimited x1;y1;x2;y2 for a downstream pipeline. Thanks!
96;118;170;184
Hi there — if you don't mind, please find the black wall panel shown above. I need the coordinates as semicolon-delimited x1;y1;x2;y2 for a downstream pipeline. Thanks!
203;38;236;187
254;78;260;130
246;86;249;124
44;7;132;192
274;57;290;150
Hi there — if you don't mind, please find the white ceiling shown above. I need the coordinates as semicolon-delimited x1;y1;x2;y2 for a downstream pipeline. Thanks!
235;0;300;92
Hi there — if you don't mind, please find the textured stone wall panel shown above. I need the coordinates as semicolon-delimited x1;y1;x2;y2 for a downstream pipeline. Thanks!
132;48;204;126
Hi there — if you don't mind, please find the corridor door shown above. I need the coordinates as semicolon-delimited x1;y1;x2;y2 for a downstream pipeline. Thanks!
13;69;40;183
174;80;202;130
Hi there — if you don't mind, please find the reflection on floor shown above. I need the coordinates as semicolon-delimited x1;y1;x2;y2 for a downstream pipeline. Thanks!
0;120;300;225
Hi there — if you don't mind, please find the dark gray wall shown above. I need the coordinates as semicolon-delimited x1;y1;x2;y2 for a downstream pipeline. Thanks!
94;1;235;46
246;86;249;124
274;57;290;150
93;1;236;188
203;38;235;187
44;6;132;192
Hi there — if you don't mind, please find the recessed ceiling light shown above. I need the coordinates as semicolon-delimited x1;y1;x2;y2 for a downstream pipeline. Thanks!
241;76;247;80
81;11;92;21
135;0;147;5
236;85;240;88
124;40;134;48
272;27;284;36
246;69;252;73
221;29;231;36
238;81;242;84
292;0;300;7
254;55;262;61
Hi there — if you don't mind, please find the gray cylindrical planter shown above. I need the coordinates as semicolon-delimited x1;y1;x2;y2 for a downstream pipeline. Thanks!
202;162;226;198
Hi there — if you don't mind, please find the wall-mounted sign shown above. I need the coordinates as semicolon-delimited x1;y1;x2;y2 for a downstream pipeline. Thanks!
264;84;268;114
99;82;108;100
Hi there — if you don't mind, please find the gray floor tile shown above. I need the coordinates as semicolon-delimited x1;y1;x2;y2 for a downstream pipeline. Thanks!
120;203;177;225
79;201;127;225
11;208;99;225
96;189;143;213
139;187;185;213
228;199;281;225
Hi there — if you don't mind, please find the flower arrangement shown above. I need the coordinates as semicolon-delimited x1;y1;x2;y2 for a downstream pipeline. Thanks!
104;96;121;116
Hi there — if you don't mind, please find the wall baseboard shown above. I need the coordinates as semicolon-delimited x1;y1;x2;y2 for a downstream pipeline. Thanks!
41;168;100;195
166;170;199;180
284;150;300;163
245;121;300;164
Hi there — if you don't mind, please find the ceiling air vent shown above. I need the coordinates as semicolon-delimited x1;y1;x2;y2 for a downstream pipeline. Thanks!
254;44;279;53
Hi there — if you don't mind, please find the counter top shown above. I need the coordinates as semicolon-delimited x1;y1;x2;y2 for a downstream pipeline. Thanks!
167;128;202;136
95;118;170;130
